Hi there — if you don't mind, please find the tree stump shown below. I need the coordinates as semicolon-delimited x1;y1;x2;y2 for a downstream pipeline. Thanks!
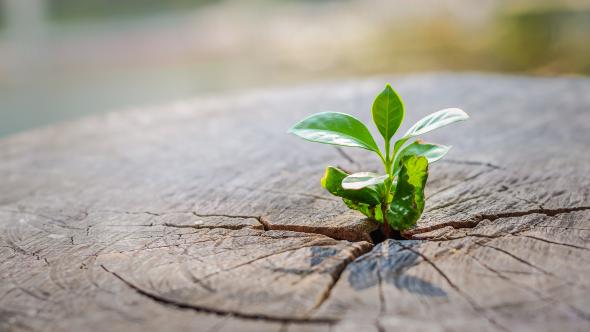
1;74;588;332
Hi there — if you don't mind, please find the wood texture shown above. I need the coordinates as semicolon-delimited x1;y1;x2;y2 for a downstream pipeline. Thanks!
1;74;588;331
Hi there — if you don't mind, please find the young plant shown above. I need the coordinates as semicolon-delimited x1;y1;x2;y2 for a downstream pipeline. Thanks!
288;84;468;238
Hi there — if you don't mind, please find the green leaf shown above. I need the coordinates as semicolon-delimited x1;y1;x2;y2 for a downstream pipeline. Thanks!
372;84;404;142
342;172;388;190
392;108;466;159
289;112;380;152
321;166;381;206
393;136;410;157
387;156;428;230
403;108;469;138
392;140;451;175
343;199;384;223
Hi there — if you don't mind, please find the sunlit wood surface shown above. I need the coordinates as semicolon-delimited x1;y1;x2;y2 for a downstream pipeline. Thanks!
1;74;588;331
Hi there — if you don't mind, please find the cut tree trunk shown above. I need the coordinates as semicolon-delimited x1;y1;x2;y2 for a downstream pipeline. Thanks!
1;74;589;332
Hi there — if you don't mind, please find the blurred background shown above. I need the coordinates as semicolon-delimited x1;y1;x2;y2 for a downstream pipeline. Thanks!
1;0;589;137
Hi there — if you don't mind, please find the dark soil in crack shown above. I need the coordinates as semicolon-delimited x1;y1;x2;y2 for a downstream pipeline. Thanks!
370;227;405;243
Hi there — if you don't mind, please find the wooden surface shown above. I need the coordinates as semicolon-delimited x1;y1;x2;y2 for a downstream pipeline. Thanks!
1;74;589;332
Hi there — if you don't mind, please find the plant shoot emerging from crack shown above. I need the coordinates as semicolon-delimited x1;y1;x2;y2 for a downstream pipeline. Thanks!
288;84;469;237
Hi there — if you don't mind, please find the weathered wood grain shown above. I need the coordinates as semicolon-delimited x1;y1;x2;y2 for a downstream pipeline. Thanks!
0;74;588;331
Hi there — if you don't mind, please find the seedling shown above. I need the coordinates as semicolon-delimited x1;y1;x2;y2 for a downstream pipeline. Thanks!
288;84;468;238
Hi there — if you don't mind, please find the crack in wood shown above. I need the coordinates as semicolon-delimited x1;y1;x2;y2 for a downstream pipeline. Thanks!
95;210;371;242
479;206;590;220
198;240;342;281
164;221;262;231
95;236;371;324
427;168;498;199
234;186;339;202
179;263;217;293
99;265;336;324
406;206;590;237
162;212;371;242
439;159;503;170
425;193;490;213
267;224;373;242
476;243;552;275
377;241;387;315
2;200;586;326
475;241;590;292
466;252;590;321
417;227;589;251
307;242;372;316
395;240;511;332
375;319;386;332
532;225;590;231
467;253;566;300
18;204;585;246
519;234;589;251
334;146;361;169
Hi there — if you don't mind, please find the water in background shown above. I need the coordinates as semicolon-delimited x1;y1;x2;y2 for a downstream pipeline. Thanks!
1;0;589;137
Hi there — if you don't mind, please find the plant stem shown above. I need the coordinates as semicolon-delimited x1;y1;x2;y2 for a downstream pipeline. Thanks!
381;203;391;238
381;139;393;238
385;140;391;171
